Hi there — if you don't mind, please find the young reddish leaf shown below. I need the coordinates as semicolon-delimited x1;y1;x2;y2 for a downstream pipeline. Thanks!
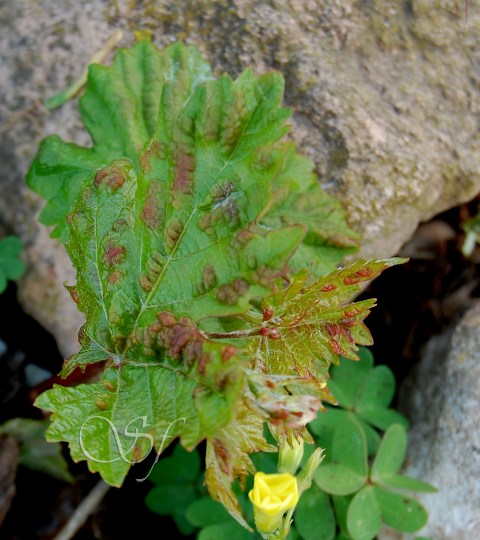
252;259;406;382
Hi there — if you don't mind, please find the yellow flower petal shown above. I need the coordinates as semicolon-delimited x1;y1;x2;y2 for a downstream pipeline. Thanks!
249;472;299;534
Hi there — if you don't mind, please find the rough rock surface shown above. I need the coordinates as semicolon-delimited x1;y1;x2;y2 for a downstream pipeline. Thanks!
400;301;480;539
1;0;479;355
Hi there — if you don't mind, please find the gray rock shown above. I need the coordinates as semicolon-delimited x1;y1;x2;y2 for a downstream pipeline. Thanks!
1;0;479;354
400;301;480;539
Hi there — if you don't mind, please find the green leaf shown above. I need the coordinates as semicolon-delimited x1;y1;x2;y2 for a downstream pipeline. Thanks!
354;417;381;457
148;444;201;485
355;367;408;430
346;486;381;540
261;152;359;276
315;418;368;495
186;497;231;527
373;486;429;533
173;511;197;536
253;259;405;383
369;422;436;495
27;42;214;240
326;347;407;434
327;348;374;408
371;424;407;481
145;483;197;515
0;236;26;293
357;366;396;409
356;406;408;431
310;409;368;458
295;485;336;540
36;360;234;486
0;418;72;482
378;474;437;494
198;521;255;540
332;495;353;537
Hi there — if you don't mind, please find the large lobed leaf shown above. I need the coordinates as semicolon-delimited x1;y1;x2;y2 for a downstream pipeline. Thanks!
28;40;393;525
30;40;337;498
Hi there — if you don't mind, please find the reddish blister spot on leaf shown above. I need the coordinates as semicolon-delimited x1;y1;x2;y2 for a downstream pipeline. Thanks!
172;152;195;198
234;229;254;246
344;307;362;318
103;380;115;392
344;276;361;285
216;278;249;305
321;284;337;292
157;311;177;327
221;346;236;363
139;274;153;291
165;218;184;249
325;323;340;337
263;307;274;321
198;352;210;375
155;312;206;366
102;244;125;266
340;318;358;328
94;166;126;192
95;398;107;410
141;181;163;229
108;270;122;284
355;268;373;277
67;286;80;304
133;446;145;463
139;140;165;173
329;339;344;355
213;440;230;475
203;265;217;290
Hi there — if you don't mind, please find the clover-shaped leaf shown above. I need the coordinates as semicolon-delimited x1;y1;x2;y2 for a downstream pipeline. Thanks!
186;497;231;528
146;444;202;535
346;486;381;540
314;418;368;496
372;486;428;533
325;347;407;455
295;484;336;540
371;424;437;493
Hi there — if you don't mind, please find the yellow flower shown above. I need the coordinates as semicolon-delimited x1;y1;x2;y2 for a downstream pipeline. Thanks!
248;472;299;534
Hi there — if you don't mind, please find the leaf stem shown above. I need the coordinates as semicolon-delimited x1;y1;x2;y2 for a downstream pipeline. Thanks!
204;328;261;339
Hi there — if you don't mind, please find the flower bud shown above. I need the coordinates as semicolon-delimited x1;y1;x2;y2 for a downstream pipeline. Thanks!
278;437;304;474
297;447;324;493
248;472;299;534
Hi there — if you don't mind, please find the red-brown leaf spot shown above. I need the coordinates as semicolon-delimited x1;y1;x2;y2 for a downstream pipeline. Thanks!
165;218;184;250
108;270;122;284
102;244;125;266
203;265;218;290
216;278;249;305
321;284;337;293
172;152;195;201
141;181;163;230
94;166;126;192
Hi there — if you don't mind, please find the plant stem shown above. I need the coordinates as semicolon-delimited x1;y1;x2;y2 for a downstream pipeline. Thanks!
204;328;261;339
